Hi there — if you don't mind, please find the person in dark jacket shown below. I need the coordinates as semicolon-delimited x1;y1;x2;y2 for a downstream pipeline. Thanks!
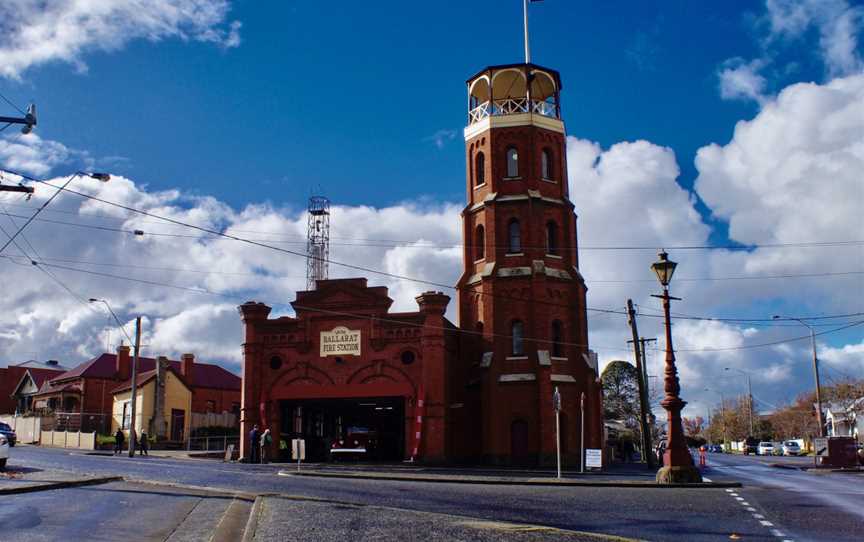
114;428;125;455
139;431;149;456
249;425;260;464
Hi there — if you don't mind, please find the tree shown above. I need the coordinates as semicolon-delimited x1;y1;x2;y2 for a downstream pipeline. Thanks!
683;416;704;439
601;360;640;425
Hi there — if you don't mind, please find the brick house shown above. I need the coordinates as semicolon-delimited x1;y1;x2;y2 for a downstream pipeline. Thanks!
34;346;240;433
0;360;69;414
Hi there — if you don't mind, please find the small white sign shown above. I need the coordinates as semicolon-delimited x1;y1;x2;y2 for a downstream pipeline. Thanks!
814;437;828;457
585;448;602;468
320;326;361;356
292;438;306;460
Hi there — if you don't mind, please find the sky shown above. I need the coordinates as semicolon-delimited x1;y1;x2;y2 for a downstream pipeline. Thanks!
0;0;862;421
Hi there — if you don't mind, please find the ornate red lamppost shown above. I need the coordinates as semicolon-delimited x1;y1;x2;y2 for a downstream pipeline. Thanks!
651;250;702;483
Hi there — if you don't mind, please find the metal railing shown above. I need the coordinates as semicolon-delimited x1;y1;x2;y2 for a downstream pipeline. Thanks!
186;435;240;452
468;98;559;124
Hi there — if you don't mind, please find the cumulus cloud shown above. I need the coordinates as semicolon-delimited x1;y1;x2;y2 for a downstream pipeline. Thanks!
0;0;241;79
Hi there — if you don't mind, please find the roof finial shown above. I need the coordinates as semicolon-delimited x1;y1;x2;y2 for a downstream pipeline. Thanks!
523;0;543;64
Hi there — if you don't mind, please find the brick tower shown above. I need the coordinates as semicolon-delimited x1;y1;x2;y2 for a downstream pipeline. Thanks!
456;63;603;466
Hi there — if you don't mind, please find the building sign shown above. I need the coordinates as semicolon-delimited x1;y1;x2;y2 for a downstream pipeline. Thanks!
320;326;361;356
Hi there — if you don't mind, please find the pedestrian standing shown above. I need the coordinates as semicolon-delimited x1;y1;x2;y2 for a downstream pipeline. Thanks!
114;428;125;455
260;428;272;464
139;431;149;456
249;424;260;464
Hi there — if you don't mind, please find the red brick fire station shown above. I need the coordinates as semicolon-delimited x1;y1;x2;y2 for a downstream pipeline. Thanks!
239;61;603;465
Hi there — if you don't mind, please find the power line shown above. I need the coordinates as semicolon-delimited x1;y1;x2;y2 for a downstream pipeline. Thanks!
5;167;863;326
8;253;863;355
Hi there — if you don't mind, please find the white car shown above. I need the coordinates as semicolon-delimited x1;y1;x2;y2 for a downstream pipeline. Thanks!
757;442;775;455
0;434;9;470
781;441;801;456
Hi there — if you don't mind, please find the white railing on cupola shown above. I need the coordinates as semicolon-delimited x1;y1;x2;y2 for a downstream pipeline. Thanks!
468;98;559;124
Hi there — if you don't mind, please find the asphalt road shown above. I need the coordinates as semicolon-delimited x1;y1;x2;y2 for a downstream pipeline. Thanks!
704;452;864;542
4;446;861;541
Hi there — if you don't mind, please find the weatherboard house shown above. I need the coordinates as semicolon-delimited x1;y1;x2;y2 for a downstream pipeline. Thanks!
239;59;604;465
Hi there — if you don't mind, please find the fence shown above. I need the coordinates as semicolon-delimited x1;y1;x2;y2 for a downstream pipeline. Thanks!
41;412;110;434
187;435;240;452
190;412;238;430
0;415;42;443
40;430;96;450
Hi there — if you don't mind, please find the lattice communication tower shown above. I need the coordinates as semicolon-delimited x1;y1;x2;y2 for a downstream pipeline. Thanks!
306;195;330;290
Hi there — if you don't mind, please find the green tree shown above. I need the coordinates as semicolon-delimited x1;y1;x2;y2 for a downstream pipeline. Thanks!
601;360;640;426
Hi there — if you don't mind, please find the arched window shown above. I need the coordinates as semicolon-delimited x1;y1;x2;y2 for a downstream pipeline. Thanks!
506;147;519;177
475;225;485;260
541;149;553;180
546;221;558;255
511;320;524;355
475;152;486;186
508;219;521;253
551;320;563;357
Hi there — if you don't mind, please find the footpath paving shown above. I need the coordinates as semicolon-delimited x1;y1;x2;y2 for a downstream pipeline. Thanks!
0;464;120;495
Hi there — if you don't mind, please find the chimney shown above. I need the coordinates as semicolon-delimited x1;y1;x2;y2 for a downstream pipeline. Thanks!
47;359;59;366
116;345;131;381
181;353;195;380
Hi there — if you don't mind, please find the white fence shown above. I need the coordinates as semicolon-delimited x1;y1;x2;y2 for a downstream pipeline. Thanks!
40;430;96;450
0;415;41;444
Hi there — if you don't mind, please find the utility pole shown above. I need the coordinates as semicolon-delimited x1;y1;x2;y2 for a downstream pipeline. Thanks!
128;316;141;458
626;299;653;467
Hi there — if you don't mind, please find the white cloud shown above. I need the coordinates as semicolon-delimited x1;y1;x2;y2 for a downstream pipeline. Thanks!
765;0;864;77
718;58;769;105
0;0;241;79
0;133;90;176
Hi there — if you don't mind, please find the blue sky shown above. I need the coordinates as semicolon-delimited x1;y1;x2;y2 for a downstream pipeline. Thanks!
0;1;861;417
3;1;792;211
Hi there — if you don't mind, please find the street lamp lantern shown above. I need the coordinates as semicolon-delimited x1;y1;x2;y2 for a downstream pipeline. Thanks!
651;250;677;288
651;249;702;483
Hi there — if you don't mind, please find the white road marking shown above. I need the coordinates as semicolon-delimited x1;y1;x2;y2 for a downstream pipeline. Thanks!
735;497;744;501
760;520;774;527
753;514;765;519
702;476;712;482
725;489;734;493
741;502;750;506
746;507;757;512
770;529;785;537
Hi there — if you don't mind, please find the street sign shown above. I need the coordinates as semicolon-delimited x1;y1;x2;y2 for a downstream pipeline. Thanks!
814;438;828;457
292;438;306;460
586;448;602;468
552;387;561;412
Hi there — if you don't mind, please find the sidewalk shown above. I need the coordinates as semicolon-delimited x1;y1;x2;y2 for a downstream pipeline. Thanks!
0;464;120;495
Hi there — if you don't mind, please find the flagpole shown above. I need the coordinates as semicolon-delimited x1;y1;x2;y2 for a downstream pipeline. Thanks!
523;0;531;63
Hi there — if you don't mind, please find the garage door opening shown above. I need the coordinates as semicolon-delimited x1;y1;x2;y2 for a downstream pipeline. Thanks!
279;397;405;462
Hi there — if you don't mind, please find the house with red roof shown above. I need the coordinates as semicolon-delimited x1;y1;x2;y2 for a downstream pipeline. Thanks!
33;345;240;433
0;360;69;414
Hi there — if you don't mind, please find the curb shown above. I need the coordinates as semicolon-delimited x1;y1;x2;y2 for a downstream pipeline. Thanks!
283;470;741;488
0;475;122;495
241;496;263;542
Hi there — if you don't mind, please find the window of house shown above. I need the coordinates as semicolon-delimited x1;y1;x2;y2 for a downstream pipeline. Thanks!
541;149;553;180
206;400;216;413
506;147;519;177
551;320;563;357
475;152;486;185
475;225;485;260
122;401;131;430
512;320;524;356
546;221;558;255
508;219;521;253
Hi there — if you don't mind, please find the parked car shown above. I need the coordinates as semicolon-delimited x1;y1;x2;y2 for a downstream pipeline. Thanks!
0;433;9;469
709;444;724;453
743;437;759;455
781;441;801;456
0;422;16;446
329;426;378;462
757;442;775;455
